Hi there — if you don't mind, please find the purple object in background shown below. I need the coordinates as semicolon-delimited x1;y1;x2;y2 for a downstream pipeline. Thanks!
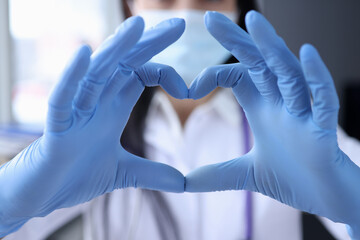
241;108;252;240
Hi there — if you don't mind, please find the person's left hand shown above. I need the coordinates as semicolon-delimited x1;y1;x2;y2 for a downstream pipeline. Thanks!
185;11;360;236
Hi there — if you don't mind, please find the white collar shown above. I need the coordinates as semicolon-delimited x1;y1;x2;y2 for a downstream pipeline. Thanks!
146;88;241;132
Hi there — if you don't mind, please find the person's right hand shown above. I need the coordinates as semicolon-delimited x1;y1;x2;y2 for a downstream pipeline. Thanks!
186;11;360;238
0;16;188;237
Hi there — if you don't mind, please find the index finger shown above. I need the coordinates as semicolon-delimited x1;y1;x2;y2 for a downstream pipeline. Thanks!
245;11;311;116
204;11;281;104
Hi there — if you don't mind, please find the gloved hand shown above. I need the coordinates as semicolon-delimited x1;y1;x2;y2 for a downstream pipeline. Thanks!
0;16;188;237
186;11;360;238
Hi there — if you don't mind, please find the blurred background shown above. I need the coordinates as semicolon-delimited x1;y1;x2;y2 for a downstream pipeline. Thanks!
0;0;122;163
0;0;359;163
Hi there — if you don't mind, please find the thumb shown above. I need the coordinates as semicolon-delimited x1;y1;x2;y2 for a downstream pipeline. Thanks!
185;154;255;192
115;152;185;193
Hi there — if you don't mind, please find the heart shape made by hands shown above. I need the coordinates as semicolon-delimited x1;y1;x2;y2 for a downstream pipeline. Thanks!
1;11;357;239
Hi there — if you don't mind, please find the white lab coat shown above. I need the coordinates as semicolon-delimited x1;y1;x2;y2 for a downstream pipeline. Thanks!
5;89;357;240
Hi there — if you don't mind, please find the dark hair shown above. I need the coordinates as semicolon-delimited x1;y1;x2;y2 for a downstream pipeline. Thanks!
237;0;258;30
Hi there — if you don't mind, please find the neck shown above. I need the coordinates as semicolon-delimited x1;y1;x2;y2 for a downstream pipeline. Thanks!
162;88;218;127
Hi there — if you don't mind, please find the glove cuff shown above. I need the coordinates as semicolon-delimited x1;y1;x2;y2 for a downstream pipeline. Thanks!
0;218;28;238
347;224;360;240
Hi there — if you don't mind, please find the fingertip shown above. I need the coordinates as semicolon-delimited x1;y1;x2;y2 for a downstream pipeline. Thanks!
79;44;92;55
124;18;186;67
185;156;254;193
175;81;190;100
166;169;186;193
299;43;338;130
169;18;186;40
185;165;213;192
122;15;145;32
204;11;213;26
175;18;186;36
188;78;202;100
185;163;233;192
115;16;144;41
300;43;320;62
299;44;325;77
204;11;248;55
77;45;92;66
155;17;186;39
188;70;217;100
300;43;316;51
245;10;261;23
164;76;189;100
204;11;232;31
123;155;186;193
245;10;265;28
205;10;217;17
245;10;271;36
63;45;91;78
205;11;227;20
160;66;189;99
148;164;185;193
48;45;92;130
205;11;221;21
158;17;184;26
170;17;185;32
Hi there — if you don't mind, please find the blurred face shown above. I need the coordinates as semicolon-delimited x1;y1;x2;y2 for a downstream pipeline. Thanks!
124;0;238;88
130;0;236;14
123;0;239;116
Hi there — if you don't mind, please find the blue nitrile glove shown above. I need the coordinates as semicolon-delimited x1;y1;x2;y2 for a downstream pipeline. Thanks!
186;11;360;238
0;16;188;237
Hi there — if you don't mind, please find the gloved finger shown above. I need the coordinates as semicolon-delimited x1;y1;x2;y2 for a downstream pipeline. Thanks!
135;62;188;99
73;16;144;114
189;64;261;112
102;18;186;99
122;18;185;69
300;44;339;130
185;154;255;192
245;11;311;116
205;11;281;104
114;62;187;124
46;45;91;132
116;152;184;193
114;74;145;126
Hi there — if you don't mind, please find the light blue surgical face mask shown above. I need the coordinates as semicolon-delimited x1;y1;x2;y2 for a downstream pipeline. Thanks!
139;9;237;86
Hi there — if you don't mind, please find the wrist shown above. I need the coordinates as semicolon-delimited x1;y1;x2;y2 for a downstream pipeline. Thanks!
0;217;28;238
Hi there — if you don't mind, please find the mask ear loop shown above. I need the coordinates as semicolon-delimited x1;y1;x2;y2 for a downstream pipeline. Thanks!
241;106;253;240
